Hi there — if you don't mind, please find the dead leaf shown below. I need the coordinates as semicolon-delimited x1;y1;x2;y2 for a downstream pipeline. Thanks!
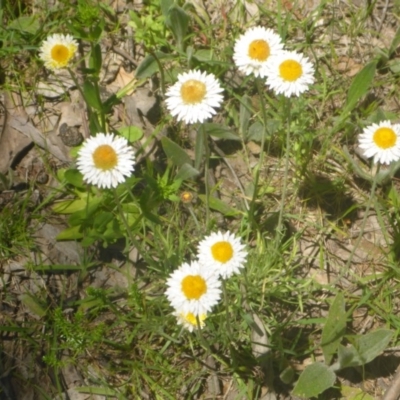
336;56;363;77
110;66;137;95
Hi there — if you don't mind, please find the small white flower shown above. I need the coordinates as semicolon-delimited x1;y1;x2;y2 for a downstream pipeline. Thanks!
165;70;223;124
197;231;248;279
358;121;400;165
165;261;221;316
77;133;135;189
39;33;78;71
233;26;284;77
265;50;315;97
173;310;207;332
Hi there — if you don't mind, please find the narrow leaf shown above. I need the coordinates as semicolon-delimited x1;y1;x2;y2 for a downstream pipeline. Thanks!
239;95;252;136
344;61;377;113
292;362;336;398
166;6;189;51
83;81;103;111
203;123;240;141
53;198;87;214
176;163;199;181
321;293;347;365
198;194;240;216
389;26;400;57
89;43;102;75
135;52;171;79
160;0;174;17
56;225;84;241
161;136;192;167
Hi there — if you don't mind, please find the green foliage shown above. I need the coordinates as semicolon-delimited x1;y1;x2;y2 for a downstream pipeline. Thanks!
292;362;336;399
292;295;394;398
43;307;105;367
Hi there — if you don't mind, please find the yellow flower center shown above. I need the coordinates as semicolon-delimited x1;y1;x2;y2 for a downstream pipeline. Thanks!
181;275;207;300
211;241;233;263
184;312;206;326
92;144;118;170
373;127;397;149
279;59;303;82
180;79;206;104
51;44;71;65
248;39;270;61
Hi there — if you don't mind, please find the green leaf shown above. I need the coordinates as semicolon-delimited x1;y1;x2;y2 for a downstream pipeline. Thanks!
56;225;84;240
247;121;264;142
338;329;393;369
344;61;377;114
160;0;174;17
8;16;40;34
20;294;47;317
340;385;375;400
166;5;189;51
161;136;192;167
118;126;143;142
193;49;213;62
89;43;102;75
75;386;117;396
337;344;360;370
321;293;347;365
198;194;240;216
135;52;171;79
93;212;114;230
53;198;87;214
176;163;200;181
354;329;393;364
203;123;240;141
292;362;336;398
83;80;103;111
389;26;400;57
64;169;84;189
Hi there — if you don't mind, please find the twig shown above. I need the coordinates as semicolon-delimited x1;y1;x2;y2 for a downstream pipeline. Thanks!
112;46;137;67
375;0;390;34
383;363;400;400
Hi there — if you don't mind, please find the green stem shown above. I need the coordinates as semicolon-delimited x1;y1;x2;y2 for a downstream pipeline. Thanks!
222;280;232;338
114;189;154;268
92;78;106;131
202;125;211;228
248;78;268;229
276;96;292;246
344;164;381;271
195;315;214;355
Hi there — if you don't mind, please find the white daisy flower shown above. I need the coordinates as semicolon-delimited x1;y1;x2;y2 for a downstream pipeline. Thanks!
265;50;315;97
76;133;135;189
165;70;223;124
173;310;207;332
233;26;284;78
197;231;248;279
165;261;221;316
358;121;400;165
39;33;78;71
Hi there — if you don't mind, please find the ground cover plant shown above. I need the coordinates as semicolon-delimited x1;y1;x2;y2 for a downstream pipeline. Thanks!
2;0;400;399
